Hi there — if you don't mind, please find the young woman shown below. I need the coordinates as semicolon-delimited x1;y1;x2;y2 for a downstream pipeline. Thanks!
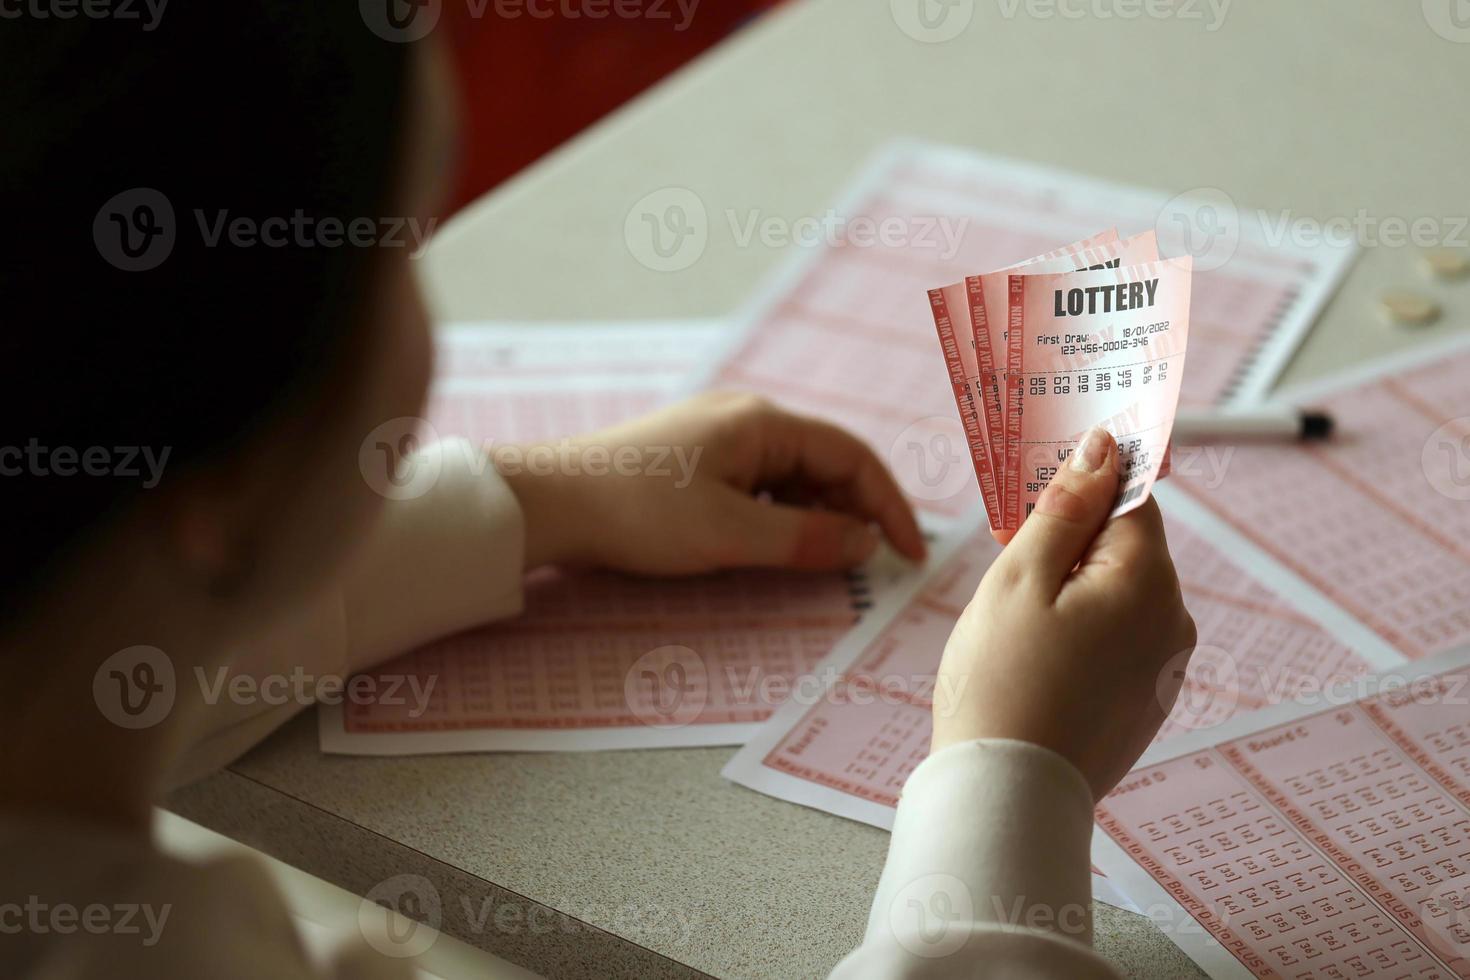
1;9;1195;978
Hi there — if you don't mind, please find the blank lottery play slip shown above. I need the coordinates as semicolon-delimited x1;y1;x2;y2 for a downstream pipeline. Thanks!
928;229;1193;534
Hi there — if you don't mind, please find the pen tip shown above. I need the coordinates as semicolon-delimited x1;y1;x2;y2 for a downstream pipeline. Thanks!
1302;411;1334;440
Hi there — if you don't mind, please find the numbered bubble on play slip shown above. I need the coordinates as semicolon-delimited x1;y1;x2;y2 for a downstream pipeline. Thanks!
624;645;709;729
889;416;973;502
1154;187;1239;273
887;874;974;959
359;874;443;959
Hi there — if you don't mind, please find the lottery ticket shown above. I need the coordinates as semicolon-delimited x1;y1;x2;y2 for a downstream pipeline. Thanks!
1092;645;1470;979
1000;255;1193;530
934;230;1164;528
929;229;1157;525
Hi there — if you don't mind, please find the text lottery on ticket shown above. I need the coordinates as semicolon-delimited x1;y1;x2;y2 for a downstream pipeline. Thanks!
928;240;1192;536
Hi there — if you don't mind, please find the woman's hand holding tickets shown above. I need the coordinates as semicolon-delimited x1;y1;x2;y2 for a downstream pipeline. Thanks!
931;426;1199;800
496;392;927;576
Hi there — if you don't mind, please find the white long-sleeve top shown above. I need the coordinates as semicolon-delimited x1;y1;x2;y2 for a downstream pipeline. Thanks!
1;440;1123;979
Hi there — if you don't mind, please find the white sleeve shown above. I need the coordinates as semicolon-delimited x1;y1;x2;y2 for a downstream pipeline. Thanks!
830;739;1124;979
170;437;526;785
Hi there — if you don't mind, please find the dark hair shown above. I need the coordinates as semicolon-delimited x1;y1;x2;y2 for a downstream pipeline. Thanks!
0;8;412;611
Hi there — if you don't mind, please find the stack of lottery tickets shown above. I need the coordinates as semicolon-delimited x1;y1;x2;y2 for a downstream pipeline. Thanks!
927;229;1193;536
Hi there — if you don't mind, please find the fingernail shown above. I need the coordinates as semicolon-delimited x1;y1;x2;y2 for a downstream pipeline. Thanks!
843;525;878;564
1070;427;1110;473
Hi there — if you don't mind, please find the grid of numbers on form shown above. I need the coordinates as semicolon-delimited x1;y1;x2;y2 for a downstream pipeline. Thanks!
1096;673;1470;979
